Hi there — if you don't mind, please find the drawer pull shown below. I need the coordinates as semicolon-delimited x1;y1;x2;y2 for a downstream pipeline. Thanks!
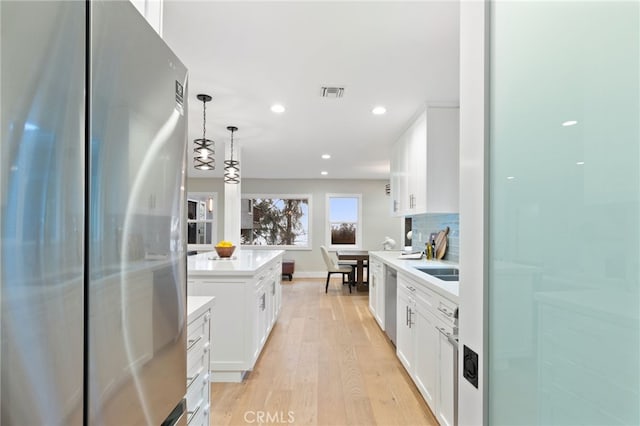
187;404;201;424
436;326;451;337
437;306;453;317
187;366;204;388
187;335;202;350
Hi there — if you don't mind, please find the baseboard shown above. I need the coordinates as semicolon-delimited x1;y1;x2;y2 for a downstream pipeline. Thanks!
292;271;326;279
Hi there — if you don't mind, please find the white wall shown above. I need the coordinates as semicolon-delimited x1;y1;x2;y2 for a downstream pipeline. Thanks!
130;0;163;36
187;177;402;275
459;0;487;424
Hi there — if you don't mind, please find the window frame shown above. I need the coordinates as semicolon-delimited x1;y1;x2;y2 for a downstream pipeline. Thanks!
240;193;313;250
187;192;218;252
325;193;362;250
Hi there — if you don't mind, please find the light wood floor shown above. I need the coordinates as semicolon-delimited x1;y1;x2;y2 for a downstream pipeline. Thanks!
210;277;438;426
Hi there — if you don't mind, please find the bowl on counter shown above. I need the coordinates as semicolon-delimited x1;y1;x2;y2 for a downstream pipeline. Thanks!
214;245;236;258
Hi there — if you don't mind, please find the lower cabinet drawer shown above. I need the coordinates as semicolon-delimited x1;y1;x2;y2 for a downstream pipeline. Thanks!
186;379;206;423
187;339;208;380
188;401;210;426
187;312;209;347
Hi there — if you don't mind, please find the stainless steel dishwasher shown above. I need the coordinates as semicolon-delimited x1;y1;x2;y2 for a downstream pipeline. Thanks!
384;266;397;345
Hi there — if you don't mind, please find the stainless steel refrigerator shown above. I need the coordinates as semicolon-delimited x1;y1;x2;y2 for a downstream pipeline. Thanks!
1;1;188;424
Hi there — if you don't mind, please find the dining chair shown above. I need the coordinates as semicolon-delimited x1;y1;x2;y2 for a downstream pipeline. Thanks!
320;245;354;293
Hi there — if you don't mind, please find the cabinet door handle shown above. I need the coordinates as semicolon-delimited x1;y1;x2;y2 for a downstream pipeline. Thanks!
187;366;204;388
437;306;453;317
408;308;413;328
436;326;451;337
204;312;211;322
187;405;201;423
406;305;409;326
203;341;211;353
187;335;202;350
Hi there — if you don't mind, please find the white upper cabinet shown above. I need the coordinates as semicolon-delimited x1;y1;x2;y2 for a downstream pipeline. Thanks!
390;106;459;216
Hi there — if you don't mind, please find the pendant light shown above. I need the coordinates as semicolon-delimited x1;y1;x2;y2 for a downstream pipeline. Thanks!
224;126;240;184
194;94;214;170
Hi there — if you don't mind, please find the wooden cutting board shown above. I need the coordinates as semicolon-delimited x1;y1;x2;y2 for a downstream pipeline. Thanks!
435;226;449;260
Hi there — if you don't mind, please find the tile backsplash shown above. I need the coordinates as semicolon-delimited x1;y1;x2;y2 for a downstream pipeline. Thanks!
410;213;459;263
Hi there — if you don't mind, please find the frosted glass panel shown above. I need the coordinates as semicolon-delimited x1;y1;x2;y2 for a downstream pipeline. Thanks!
489;2;639;425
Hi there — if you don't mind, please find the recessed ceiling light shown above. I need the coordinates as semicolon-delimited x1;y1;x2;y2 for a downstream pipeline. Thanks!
562;120;578;127
372;106;387;115
321;154;331;159
271;104;285;113
507;176;515;180
321;171;328;176
576;161;585;165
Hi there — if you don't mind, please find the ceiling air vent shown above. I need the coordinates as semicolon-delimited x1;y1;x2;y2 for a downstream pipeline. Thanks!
320;86;344;98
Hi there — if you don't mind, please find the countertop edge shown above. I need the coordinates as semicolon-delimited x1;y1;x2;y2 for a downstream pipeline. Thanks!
187;295;215;319
187;249;284;276
370;250;459;303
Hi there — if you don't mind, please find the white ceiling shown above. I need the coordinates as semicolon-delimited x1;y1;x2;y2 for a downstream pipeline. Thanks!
162;1;460;180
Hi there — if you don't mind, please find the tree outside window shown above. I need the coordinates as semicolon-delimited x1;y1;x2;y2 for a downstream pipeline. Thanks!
327;194;362;248
241;195;311;248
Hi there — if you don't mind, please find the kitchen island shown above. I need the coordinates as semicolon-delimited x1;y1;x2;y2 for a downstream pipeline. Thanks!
187;249;284;382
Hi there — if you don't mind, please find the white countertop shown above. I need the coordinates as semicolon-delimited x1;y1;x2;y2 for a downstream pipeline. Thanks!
370;250;459;302
187;249;284;276
187;295;215;318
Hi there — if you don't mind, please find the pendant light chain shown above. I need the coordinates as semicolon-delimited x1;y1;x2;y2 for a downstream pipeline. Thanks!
229;127;234;161
202;100;206;141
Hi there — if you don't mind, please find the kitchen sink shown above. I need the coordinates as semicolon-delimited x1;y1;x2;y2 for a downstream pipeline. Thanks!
429;274;459;281
414;267;460;282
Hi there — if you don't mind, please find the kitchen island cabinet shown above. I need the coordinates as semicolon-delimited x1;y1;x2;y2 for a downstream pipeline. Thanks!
187;249;284;382
186;296;215;426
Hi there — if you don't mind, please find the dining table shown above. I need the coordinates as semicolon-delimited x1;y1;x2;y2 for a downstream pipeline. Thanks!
336;249;369;292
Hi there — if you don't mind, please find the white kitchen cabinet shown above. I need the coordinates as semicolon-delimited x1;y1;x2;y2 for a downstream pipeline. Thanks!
369;258;385;329
396;281;414;372
252;280;267;363
390;106;459;216
436;328;457;426
397;271;458;425
414;302;438;411
186;296;214;426
187;250;284;382
390;132;408;215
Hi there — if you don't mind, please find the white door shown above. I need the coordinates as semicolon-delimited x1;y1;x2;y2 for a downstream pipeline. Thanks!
413;307;438;412
396;288;413;373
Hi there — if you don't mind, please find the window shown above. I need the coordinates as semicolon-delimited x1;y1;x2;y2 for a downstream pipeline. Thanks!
241;195;311;249
187;193;217;250
326;194;362;249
